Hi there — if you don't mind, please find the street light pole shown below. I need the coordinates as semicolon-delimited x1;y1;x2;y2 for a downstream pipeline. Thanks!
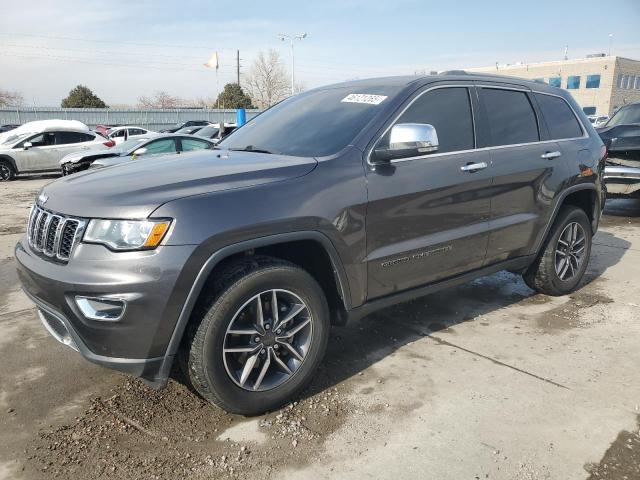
278;33;307;95
608;33;614;56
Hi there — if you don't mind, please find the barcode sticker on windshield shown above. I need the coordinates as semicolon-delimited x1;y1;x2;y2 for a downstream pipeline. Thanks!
341;94;388;105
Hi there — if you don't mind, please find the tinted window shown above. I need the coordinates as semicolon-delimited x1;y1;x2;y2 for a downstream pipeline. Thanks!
535;93;583;139
583;107;596;115
382;87;474;153
143;138;177;155
195;126;219;138
111;129;126;138
586;75;601;89
181;138;211;151
549;77;561;88
129;128;145;136
606;104;640;127
567;76;581;89
219;85;403;157
54;131;93;144
480;89;539;146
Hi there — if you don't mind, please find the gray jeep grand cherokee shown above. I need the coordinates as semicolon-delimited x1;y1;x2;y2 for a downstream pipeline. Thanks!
16;73;606;415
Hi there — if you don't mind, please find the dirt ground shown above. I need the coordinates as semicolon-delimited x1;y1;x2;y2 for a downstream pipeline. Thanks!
1;175;639;480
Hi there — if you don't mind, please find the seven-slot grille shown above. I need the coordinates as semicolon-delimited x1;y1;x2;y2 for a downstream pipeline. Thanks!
27;205;86;261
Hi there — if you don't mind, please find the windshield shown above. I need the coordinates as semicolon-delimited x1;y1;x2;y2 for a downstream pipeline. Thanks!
1;131;33;146
606;104;640;127
218;85;402;157
196;126;219;137
118;138;149;154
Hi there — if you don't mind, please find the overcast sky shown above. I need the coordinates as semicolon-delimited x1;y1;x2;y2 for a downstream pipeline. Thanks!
1;0;639;105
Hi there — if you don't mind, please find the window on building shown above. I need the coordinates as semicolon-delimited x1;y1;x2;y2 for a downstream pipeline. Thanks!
535;93;583;140
549;77;561;88
636;76;640;90
630;75;638;90
567;76;581;89
623;75;630;89
586;75;601;88
480;88;539;146
617;74;624;88
583;107;597;115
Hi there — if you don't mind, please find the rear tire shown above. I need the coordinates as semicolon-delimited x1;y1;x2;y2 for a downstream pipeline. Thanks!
0;160;15;181
184;256;330;415
523;206;592;296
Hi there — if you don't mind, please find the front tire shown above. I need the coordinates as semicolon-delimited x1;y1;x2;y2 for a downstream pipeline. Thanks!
0;160;15;181
524;206;592;296
184;257;330;415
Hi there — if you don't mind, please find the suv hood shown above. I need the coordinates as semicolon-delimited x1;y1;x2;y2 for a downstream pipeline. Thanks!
39;149;317;218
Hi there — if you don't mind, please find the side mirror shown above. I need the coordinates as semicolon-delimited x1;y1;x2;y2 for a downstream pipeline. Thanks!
23;142;33;150
132;147;147;157
372;123;439;163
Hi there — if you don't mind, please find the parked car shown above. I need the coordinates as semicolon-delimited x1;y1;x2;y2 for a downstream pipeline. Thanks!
597;102;640;198
16;73;605;415
107;126;156;144
175;126;204;135
160;120;210;133
95;124;121;136
588;115;609;128
195;123;237;141
90;135;215;169
60;137;150;175
0;120;113;181
0;124;20;134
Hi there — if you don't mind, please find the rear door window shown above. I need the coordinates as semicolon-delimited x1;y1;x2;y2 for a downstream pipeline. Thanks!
534;94;583;139
53;131;94;145
480;88;539;146
382;87;475;153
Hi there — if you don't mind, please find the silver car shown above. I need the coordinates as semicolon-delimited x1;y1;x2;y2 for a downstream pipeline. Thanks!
0;120;110;180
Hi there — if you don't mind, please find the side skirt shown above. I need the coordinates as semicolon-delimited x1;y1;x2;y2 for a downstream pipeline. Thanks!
346;255;535;323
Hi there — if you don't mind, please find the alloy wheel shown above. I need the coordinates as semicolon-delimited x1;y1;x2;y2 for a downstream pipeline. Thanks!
0;164;11;181
222;289;313;391
554;222;586;281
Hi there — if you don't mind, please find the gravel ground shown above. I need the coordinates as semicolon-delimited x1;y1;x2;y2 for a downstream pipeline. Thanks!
1;175;639;480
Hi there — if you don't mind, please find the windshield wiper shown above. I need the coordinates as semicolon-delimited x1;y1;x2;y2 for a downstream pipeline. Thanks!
229;145;274;154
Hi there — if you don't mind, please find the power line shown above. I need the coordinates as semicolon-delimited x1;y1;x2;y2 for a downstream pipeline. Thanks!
0;32;233;51
0;51;240;73
0;42;206;60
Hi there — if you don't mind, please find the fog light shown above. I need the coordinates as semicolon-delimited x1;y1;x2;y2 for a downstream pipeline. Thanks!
75;296;126;321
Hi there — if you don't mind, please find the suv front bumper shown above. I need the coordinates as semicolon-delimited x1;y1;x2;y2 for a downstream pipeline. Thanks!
15;237;197;387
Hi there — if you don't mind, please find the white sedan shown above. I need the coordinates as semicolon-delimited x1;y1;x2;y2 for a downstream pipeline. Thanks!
107;126;156;144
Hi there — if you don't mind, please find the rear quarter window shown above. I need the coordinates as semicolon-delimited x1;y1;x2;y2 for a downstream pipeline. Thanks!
534;93;583;140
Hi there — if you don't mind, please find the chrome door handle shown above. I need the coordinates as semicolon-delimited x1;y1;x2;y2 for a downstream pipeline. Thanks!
460;162;488;172
541;151;562;160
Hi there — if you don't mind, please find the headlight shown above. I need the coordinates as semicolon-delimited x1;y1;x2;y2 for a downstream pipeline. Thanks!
83;219;171;251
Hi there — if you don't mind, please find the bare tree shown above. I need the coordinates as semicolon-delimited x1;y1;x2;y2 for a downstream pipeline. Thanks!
0;89;25;107
137;91;184;109
244;50;290;109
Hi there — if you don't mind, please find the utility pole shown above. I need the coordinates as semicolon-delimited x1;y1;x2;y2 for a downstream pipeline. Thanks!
277;33;307;95
236;49;240;85
608;33;614;56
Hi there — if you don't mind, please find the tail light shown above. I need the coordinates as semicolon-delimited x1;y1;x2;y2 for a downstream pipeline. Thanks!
103;140;115;148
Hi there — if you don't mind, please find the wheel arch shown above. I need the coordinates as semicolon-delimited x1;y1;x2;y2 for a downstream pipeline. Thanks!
156;231;352;385
0;154;18;173
535;184;599;255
